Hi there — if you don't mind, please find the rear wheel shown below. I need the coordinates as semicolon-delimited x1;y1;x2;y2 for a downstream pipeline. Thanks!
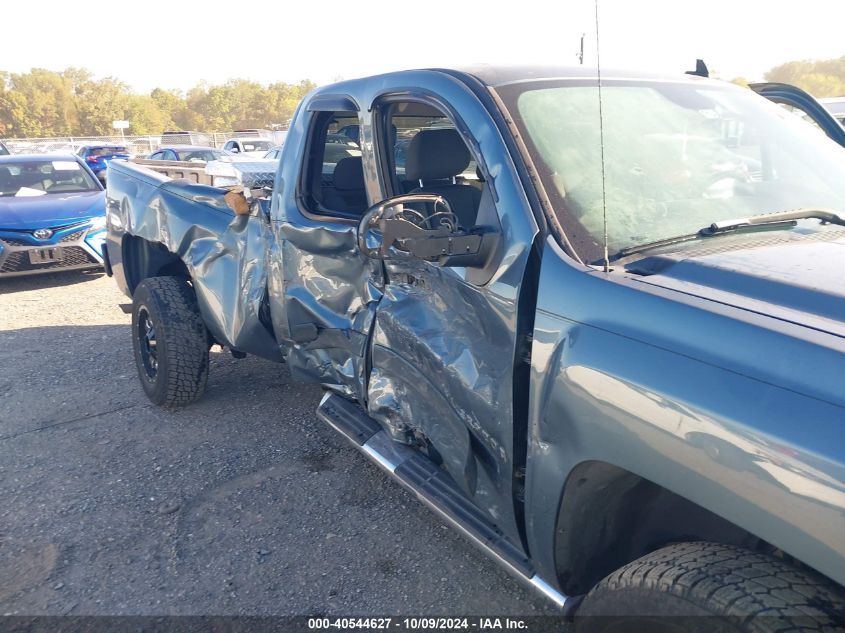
575;542;845;633
131;276;209;407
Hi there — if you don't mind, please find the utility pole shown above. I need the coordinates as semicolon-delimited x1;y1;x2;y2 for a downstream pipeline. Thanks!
579;33;585;65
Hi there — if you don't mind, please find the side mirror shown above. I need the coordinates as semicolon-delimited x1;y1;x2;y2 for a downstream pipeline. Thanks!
356;194;500;268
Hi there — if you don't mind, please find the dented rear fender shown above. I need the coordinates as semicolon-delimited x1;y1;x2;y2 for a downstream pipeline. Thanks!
106;160;282;362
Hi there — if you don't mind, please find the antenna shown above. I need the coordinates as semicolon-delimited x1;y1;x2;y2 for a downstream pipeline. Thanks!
594;0;610;272
578;33;585;65
685;59;710;78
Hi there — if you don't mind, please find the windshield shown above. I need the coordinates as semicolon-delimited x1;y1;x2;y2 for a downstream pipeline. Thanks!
175;149;226;162
0;159;100;197
498;79;845;263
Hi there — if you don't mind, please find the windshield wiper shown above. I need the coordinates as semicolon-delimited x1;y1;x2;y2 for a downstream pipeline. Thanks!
615;208;845;260
704;208;845;233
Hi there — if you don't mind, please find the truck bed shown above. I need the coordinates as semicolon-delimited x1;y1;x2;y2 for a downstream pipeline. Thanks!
129;158;217;185
105;158;282;362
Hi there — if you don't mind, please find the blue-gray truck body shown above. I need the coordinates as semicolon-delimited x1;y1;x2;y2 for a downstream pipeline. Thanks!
104;66;845;609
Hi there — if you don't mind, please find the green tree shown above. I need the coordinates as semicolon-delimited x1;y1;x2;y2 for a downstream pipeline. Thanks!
765;56;845;97
0;68;78;136
126;95;174;135
0;67;318;137
74;76;132;135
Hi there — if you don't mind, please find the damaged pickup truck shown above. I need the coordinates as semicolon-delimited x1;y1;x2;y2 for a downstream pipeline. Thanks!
104;66;845;629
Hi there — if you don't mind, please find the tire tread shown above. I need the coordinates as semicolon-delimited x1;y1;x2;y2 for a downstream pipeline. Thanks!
132;276;209;407
578;542;845;632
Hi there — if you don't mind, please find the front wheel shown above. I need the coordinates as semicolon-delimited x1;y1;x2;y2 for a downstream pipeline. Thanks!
131;276;209;407
575;542;845;633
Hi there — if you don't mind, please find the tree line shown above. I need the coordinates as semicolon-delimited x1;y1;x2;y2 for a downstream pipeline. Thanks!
726;56;845;96
3;56;845;138
762;56;845;98
0;68;316;137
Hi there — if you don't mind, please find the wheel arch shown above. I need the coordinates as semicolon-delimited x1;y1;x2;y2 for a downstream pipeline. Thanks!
553;460;762;596
122;234;190;295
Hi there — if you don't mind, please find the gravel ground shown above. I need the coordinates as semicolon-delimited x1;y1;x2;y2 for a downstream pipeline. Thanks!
0;271;555;617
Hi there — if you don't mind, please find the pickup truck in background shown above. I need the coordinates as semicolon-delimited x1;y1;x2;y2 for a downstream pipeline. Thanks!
104;66;845;630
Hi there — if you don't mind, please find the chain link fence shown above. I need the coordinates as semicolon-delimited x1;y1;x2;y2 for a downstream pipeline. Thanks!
0;132;263;156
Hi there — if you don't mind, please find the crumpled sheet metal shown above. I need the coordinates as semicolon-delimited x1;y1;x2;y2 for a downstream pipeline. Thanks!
366;264;516;527
274;219;380;401
124;176;281;361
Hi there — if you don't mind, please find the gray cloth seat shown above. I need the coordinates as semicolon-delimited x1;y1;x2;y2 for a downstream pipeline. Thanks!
405;128;481;228
322;156;367;215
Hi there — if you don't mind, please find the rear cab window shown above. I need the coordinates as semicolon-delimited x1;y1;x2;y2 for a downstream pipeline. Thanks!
299;110;365;220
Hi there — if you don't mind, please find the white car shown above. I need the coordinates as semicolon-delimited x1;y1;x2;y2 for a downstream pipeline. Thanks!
819;97;845;126
222;138;275;158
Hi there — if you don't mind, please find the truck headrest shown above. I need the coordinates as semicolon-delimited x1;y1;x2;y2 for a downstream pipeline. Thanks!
405;129;470;182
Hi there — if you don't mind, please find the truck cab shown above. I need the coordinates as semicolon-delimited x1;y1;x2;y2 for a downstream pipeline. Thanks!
104;66;845;628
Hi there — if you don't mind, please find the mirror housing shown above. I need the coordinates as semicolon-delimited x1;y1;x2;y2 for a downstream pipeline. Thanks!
357;194;500;268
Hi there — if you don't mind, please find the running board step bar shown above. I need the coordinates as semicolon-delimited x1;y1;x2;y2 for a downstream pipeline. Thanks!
316;391;573;612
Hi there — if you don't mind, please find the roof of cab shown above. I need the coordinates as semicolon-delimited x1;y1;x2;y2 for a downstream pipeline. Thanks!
452;64;717;87
311;65;723;99
302;64;729;111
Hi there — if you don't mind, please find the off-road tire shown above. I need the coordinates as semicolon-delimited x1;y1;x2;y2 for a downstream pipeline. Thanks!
576;541;845;633
131;276;209;407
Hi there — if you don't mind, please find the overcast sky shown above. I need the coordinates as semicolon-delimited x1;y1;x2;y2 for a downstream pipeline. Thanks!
4;0;844;92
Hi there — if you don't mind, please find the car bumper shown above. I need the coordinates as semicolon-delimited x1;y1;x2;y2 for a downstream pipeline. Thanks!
0;224;105;277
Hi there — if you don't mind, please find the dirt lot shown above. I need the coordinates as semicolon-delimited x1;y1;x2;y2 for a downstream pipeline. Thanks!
0;271;553;616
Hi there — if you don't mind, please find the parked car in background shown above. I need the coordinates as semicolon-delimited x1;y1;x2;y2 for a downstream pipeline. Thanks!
147;146;232;162
5;141;36;154
129;136;162;155
76;144;131;183
160;131;211;146
0;141;9;156
231;128;272;138
326;132;358;147
40;142;76;154
819;96;845;125
222;138;275;157
751;83;845;148
336;124;360;144
0;154;105;277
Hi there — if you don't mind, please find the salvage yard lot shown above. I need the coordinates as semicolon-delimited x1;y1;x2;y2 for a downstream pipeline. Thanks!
0;272;551;615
